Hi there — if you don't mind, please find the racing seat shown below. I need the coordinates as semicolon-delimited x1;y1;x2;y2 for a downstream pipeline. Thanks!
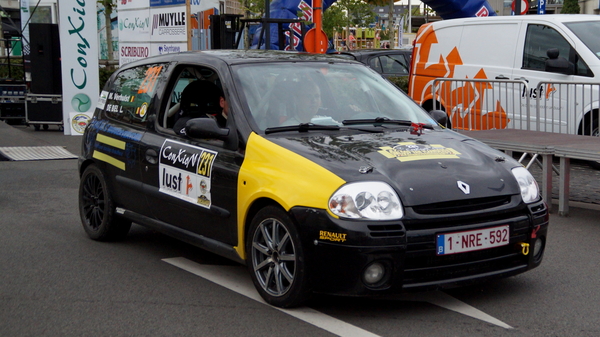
173;80;223;134
172;80;223;134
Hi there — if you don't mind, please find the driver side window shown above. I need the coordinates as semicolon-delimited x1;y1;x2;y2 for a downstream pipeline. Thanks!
159;66;224;132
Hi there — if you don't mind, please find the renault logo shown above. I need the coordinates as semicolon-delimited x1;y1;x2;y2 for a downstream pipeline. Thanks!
457;181;470;194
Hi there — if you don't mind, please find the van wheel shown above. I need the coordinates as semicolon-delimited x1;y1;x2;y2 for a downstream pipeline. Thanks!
246;206;311;308
79;165;131;240
585;118;600;169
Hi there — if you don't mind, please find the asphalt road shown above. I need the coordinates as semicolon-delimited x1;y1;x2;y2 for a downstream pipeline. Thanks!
1;121;600;336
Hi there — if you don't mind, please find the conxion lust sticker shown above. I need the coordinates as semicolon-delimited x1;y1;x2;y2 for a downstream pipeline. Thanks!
159;139;218;208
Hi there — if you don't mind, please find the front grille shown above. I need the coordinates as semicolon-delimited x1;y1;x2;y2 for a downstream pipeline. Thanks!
401;212;534;285
402;251;527;285
367;224;405;238
412;195;512;215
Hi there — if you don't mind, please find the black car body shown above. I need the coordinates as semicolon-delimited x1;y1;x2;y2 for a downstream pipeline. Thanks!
330;48;413;78
78;50;549;308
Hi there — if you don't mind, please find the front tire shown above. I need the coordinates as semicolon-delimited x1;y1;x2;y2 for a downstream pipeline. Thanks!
79;164;131;241
246;206;311;308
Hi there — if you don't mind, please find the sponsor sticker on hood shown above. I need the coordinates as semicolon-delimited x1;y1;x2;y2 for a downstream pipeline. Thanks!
378;142;461;162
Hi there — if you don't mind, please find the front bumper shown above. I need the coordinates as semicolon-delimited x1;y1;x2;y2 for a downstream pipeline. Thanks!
290;196;549;296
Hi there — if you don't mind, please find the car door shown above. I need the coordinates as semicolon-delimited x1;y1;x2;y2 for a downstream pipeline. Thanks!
91;62;171;215
513;23;594;133
139;63;242;246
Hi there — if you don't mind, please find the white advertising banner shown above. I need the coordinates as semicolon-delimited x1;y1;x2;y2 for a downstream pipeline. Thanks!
121;0;151;10
149;6;187;42
118;0;196;66
151;42;186;56
118;8;152;42
119;42;152;64
59;0;100;135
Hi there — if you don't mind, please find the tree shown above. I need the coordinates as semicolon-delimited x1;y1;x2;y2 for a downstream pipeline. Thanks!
323;0;376;48
561;0;580;14
364;0;394;47
98;0;116;68
322;4;346;37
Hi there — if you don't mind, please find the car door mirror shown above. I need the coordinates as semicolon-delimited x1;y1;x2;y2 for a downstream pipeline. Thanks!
429;110;449;128
185;117;239;151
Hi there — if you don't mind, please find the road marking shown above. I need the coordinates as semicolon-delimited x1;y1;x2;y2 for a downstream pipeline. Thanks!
392;292;513;329
163;257;513;333
163;257;381;337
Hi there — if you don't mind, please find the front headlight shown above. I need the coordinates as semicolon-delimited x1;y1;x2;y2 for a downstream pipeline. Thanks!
329;181;403;220
511;166;539;203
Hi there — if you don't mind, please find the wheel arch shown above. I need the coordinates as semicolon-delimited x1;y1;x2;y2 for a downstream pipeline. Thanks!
577;108;599;136
79;158;96;177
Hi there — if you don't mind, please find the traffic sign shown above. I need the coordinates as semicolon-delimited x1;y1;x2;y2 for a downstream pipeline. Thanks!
512;0;529;15
304;28;328;54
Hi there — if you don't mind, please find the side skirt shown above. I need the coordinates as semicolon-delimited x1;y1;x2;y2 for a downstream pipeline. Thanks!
117;208;245;265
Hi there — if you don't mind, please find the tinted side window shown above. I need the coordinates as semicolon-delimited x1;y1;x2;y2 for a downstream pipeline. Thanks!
523;25;569;70
387;54;409;75
522;24;592;76
104;63;169;126
368;57;383;73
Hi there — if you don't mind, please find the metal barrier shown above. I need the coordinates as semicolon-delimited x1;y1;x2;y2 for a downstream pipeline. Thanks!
432;78;600;137
432;78;529;131
535;81;600;136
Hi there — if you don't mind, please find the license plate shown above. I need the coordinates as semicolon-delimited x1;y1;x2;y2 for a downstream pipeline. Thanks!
436;225;510;255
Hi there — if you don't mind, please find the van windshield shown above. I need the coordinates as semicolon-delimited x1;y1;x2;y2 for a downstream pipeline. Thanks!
565;21;600;60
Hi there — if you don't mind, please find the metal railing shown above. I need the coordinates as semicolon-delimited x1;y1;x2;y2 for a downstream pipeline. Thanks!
535;81;600;136
432;78;530;131
432;78;600;137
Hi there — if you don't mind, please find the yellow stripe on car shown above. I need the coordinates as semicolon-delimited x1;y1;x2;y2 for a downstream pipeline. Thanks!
96;133;126;150
234;132;346;259
92;150;126;170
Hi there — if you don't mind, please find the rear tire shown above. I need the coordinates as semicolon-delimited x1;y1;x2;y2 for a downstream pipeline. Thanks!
246;206;311;308
79;165;131;241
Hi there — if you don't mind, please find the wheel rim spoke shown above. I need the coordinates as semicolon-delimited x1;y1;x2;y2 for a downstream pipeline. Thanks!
82;174;105;231
252;216;297;297
278;262;294;284
276;232;290;251
252;241;269;256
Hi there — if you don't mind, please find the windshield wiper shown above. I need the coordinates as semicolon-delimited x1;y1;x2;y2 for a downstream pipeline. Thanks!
264;123;341;134
342;117;434;130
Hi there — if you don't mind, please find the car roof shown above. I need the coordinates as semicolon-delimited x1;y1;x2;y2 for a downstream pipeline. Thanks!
429;14;600;28
330;48;412;58
121;49;362;68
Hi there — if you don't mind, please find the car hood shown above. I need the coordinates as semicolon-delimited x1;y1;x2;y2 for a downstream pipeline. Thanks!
266;129;522;206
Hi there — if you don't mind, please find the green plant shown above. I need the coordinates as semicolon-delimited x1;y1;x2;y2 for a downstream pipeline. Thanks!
99;67;116;91
561;0;580;13
0;58;25;81
388;76;409;93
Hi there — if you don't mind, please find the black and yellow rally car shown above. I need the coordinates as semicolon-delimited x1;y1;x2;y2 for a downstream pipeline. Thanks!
79;50;549;308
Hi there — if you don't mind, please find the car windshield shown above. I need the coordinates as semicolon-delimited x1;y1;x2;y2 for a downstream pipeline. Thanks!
232;62;435;132
565;20;600;60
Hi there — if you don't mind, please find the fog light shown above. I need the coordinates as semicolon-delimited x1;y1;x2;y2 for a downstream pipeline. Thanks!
363;262;385;285
533;238;544;258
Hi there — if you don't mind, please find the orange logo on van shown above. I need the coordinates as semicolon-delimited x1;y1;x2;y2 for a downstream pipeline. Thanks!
545;83;557;99
410;24;510;130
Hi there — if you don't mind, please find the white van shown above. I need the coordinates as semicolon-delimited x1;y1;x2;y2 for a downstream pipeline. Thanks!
409;15;600;136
